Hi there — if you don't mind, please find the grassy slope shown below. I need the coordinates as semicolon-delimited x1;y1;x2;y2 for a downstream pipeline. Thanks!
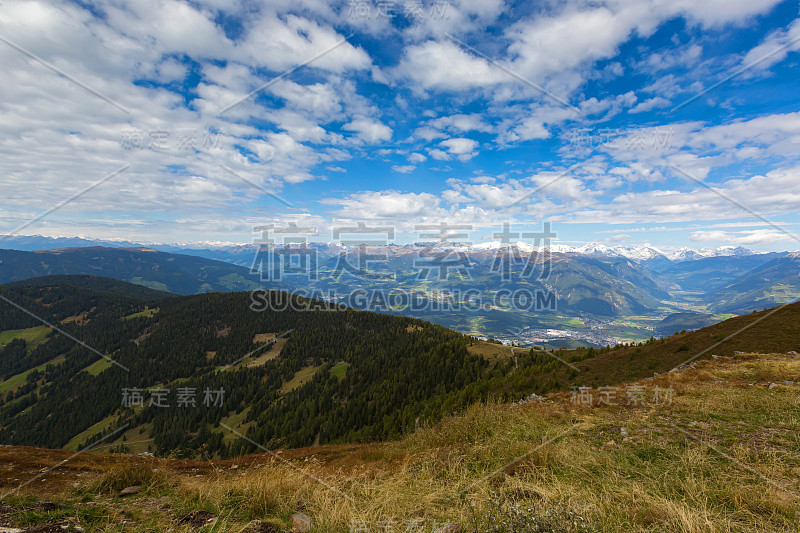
0;325;51;348
562;302;800;388
121;308;159;320
0;351;797;532
83;357;114;376
280;365;320;394
0;354;64;394
467;339;515;360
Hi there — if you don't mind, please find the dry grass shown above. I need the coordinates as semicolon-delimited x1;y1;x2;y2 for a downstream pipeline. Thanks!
247;338;287;367
92;462;170;495
467;340;515;360
180;353;800;531
1;353;798;532
279;365;320;393
252;333;277;344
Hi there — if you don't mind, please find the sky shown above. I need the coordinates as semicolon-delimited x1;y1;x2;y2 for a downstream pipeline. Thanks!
0;0;799;251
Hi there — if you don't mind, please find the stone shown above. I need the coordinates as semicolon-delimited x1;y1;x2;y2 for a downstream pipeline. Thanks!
518;393;549;405
119;485;142;496
291;512;311;532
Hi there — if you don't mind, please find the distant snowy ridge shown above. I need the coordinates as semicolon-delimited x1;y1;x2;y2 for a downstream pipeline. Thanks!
467;241;756;262
0;234;764;264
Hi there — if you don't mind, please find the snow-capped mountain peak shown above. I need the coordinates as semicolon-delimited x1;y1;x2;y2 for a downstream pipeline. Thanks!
665;245;754;261
467;241;756;263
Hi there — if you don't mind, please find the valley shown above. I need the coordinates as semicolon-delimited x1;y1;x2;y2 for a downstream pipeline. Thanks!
1;244;797;348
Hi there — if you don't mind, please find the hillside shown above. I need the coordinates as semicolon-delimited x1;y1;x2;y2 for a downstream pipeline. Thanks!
706;254;800;314
0;247;263;295
0;279;524;456
654;311;720;337
657;253;782;292
3;275;173;299
0;351;797;532
2;277;800;464
554;302;800;388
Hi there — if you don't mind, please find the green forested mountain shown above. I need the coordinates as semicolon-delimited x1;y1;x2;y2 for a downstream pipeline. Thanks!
4;274;173;299
706;253;800;313
0;277;565;457
2;276;799;459
657;253;783;292
0;247;262;295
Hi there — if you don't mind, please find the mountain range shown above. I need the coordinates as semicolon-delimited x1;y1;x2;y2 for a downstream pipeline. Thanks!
1;240;798;344
0;233;775;265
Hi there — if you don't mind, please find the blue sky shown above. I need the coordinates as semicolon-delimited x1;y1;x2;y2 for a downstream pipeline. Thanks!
0;0;799;251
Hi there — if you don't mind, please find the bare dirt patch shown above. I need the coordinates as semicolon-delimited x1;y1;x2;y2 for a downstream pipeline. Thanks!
247;338;287;367
252;333;276;343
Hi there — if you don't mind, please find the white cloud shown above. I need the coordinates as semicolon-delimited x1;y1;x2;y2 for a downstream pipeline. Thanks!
392;165;416;173
637;44;703;73
439;138;477;154
394;40;504;91
0;0;384;242
604;233;631;243
506;118;551;141
426;113;493;134
428;148;451;161
0;0;795;246
740;19;800;74
235;13;371;72
629;96;671;113
323;190;440;219
438;137;479;161
689;229;796;245
343;117;393;143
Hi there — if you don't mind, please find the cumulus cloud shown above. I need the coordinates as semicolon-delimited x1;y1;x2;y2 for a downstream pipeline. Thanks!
0;0;796;248
322;190;440;220
343;117;393;143
689;229;797;245
604;233;632;243
629;96;671;113
394;40;504;91
391;165;416;173
436;138;479;161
